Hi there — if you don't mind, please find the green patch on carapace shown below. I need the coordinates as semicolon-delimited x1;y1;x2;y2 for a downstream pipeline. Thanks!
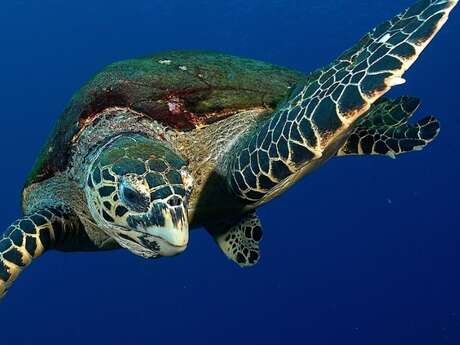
24;51;303;190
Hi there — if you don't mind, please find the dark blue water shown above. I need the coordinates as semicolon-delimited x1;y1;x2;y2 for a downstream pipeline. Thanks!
1;1;459;344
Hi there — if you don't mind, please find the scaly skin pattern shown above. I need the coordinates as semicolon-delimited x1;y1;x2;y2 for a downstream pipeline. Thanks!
228;0;457;203
338;96;440;158
85;134;193;258
0;207;88;298
208;211;263;267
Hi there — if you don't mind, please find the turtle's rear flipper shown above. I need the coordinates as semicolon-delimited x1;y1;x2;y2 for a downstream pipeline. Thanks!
206;211;263;268
0;207;88;299
337;96;440;158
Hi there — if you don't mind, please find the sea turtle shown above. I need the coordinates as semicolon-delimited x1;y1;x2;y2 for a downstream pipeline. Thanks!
0;0;457;298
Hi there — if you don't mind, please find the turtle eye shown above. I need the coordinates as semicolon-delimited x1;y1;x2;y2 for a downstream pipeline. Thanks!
120;185;150;212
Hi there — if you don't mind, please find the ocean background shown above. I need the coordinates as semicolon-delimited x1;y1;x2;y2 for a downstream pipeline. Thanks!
1;1;459;344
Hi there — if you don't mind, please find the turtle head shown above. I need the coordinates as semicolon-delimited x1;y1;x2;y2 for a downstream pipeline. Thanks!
85;134;194;258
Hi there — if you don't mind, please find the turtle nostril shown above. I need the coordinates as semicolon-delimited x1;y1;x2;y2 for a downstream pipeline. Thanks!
167;196;182;207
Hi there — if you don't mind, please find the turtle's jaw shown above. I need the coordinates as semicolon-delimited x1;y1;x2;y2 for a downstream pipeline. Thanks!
148;236;187;257
111;224;188;259
143;221;189;256
131;233;187;258
145;224;188;247
125;202;190;257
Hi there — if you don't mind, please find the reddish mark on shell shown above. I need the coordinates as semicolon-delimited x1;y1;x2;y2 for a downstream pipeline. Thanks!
168;96;185;114
164;94;206;127
157;132;167;141
77;85;239;132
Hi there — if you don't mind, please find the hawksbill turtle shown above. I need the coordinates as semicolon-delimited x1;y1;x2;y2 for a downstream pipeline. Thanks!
0;0;457;298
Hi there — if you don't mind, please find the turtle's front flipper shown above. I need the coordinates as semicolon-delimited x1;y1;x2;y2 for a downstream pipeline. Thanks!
206;211;263;267
338;97;440;158
225;0;457;204
0;207;85;298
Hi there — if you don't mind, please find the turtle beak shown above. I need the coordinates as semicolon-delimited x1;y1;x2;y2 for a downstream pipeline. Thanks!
130;202;189;256
145;208;189;256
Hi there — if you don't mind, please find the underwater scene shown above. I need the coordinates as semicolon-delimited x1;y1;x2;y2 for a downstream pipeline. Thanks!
0;0;459;344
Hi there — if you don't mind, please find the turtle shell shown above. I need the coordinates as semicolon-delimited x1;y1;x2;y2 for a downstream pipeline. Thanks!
25;51;304;189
